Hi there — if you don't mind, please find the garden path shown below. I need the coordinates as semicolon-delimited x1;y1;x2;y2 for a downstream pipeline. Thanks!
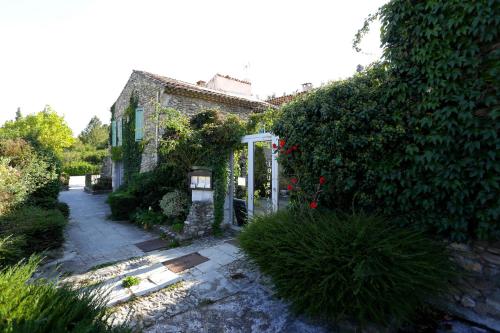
43;177;156;274
64;236;332;333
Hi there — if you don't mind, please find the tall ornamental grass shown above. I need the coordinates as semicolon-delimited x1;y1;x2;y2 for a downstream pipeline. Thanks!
0;257;130;333
239;211;456;327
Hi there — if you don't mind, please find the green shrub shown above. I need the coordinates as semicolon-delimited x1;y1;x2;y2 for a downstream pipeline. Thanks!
0;139;60;213
127;165;185;210
239;211;455;327
0;235;26;267
62;161;100;176
56;202;70;219
0;257;130;333
170;222;184;233
0;206;67;256
106;190;138;220
0;157;25;215
159;190;188;219
121;276;140;288
273;64;402;215
28;196;58;209
27;197;70;219
131;209;165;229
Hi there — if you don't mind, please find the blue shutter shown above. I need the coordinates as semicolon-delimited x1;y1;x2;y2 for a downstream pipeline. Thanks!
117;118;123;146
111;120;117;146
135;108;144;141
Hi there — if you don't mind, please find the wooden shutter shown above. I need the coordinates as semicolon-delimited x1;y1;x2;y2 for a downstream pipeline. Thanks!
135;108;144;141
111;120;117;146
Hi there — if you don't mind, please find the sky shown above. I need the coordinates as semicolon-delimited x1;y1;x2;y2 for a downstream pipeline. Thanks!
0;0;386;135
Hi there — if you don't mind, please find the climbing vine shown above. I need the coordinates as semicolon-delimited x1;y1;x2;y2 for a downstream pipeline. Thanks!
274;0;500;241
122;94;143;183
157;109;245;233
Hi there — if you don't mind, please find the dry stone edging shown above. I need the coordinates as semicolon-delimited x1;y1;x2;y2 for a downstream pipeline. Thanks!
448;242;500;332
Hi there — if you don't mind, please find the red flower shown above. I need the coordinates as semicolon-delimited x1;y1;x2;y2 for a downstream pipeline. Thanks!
272;143;277;149
291;177;298;184
292;145;298;151
319;176;326;185
279;139;286;148
309;201;318;209
287;184;293;191
286;148;293;154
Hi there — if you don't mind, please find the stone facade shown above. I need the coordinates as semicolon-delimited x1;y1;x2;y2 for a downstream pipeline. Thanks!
446;241;500;331
111;70;269;188
112;71;165;177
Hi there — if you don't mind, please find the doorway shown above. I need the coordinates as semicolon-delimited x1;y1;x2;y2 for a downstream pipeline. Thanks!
228;133;281;226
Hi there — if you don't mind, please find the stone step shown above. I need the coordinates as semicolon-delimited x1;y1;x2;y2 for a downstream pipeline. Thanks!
99;263;182;306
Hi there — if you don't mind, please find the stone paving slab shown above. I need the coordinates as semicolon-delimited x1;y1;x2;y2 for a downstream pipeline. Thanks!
40;183;158;275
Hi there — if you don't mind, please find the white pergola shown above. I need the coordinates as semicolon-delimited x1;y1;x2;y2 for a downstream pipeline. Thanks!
228;133;279;224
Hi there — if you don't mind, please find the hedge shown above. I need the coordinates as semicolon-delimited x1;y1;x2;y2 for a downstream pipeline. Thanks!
0;206;67;265
273;0;500;240
62;161;100;176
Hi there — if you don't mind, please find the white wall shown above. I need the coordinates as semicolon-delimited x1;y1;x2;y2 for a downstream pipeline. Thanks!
205;74;252;96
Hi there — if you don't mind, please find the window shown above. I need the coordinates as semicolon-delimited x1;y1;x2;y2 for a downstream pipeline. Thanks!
135;107;144;141
111;120;117;146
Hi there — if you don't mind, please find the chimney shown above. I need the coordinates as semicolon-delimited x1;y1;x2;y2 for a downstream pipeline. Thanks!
205;74;252;96
302;83;313;92
196;80;206;87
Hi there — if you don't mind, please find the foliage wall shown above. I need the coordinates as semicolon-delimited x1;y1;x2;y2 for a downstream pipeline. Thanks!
377;0;500;240
273;0;500;240
122;95;143;183
158;108;245;232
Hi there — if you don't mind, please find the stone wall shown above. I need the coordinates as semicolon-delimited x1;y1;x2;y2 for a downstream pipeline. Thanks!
181;201;214;240
112;71;259;185
112;71;164;178
447;242;500;331
161;93;255;120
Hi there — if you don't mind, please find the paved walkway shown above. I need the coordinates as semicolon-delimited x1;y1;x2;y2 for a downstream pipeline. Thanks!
64;236;332;333
44;180;156;274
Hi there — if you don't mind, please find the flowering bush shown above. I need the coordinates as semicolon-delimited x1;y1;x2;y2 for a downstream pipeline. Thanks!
273;140;326;210
159;190;188;219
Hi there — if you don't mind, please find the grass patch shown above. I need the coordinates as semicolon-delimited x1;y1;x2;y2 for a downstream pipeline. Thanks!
121;276;140;288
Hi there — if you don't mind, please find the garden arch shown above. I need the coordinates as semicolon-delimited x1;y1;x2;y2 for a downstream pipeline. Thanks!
227;133;280;225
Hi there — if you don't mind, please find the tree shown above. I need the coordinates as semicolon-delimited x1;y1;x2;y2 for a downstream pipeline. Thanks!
0;105;74;155
15;107;22;120
78;116;109;149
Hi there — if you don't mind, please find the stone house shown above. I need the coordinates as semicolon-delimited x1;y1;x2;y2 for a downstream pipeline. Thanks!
110;70;271;189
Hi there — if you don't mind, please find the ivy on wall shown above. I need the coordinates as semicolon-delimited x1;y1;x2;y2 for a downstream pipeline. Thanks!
274;0;500;241
122;94;143;184
157;108;245;233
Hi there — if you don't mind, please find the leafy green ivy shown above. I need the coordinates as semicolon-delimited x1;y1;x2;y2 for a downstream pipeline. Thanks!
122;94;143;183
274;0;499;241
158;109;245;233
